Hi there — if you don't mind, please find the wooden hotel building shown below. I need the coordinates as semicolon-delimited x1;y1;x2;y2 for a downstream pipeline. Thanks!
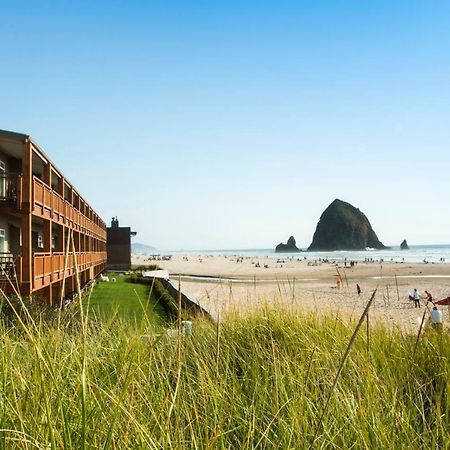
0;129;107;304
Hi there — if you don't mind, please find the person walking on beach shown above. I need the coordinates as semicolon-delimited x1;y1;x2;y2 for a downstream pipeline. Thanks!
425;290;433;303
336;278;341;289
413;288;421;308
356;284;362;296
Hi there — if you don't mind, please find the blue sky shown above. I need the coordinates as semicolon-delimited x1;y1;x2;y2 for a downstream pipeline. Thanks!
1;1;449;249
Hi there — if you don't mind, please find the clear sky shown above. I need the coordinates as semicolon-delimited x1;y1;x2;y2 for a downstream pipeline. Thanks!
1;1;449;249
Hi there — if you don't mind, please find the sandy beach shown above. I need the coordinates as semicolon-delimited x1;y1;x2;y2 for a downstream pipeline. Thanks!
132;253;450;330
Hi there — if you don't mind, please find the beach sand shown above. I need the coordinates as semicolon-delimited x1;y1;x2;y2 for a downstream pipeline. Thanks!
132;254;450;330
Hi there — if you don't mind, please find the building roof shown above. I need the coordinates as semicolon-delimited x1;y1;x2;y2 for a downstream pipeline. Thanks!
0;129;30;141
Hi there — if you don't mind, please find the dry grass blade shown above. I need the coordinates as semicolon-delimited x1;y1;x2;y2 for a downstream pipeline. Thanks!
343;268;349;288
335;267;342;287
305;345;317;383
413;300;433;356
308;288;377;449
166;277;183;437
215;311;221;376
395;274;400;303
366;313;370;353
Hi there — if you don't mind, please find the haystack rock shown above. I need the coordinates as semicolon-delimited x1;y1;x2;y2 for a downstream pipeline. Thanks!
275;236;301;253
400;239;409;250
308;199;388;251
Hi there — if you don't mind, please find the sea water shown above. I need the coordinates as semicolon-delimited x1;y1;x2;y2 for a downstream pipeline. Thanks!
166;244;450;264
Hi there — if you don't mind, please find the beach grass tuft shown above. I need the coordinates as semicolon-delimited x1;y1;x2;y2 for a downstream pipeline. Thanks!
0;293;448;449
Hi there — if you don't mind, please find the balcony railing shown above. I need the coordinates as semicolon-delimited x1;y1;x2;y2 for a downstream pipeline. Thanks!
0;253;21;284
33;251;107;290
0;251;106;292
0;174;106;241
33;176;107;241
0;173;21;206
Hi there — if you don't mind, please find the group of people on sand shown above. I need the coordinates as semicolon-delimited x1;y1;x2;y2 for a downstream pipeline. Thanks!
336;281;444;328
409;289;443;327
344;258;358;268
408;289;434;308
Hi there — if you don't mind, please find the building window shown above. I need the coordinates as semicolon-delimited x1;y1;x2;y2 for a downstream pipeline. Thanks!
0;229;5;253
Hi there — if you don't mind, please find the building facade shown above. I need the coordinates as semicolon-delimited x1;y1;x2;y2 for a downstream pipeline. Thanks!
0;129;107;304
106;217;136;270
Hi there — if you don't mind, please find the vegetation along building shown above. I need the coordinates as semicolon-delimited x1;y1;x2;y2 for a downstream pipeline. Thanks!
0;129;107;304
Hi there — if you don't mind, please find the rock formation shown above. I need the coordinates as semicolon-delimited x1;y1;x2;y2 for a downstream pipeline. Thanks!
275;236;301;253
308;199;387;251
400;239;409;250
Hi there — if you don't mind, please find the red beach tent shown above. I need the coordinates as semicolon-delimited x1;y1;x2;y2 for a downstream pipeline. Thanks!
435;296;450;306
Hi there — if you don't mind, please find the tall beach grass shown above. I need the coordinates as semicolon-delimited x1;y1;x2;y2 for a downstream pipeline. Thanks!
0;293;448;449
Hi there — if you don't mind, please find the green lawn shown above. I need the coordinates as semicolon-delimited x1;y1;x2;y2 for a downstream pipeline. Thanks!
87;275;167;326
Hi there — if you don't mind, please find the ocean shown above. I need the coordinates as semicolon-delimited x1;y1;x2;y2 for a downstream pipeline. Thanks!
167;244;450;264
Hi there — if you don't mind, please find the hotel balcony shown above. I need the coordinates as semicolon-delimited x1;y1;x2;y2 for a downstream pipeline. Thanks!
33;177;107;242
0;173;106;242
0;173;22;208
0;129;107;302
0;251;107;296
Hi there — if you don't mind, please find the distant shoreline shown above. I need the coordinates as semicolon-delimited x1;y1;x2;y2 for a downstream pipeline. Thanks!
141;244;450;264
159;244;450;253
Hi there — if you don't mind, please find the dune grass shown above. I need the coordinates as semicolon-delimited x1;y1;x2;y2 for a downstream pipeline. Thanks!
0;293;449;449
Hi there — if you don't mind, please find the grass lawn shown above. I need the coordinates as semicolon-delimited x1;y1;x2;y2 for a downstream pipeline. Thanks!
87;274;167;326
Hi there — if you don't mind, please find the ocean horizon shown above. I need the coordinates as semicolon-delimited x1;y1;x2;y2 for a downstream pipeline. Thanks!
155;244;450;264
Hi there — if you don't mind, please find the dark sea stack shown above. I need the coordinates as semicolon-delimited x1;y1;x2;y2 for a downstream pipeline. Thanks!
275;236;301;253
308;199;387;251
400;239;409;250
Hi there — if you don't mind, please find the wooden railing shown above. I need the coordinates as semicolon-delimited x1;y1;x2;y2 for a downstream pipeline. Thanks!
33;177;106;241
0;254;22;286
0;173;22;208
33;251;107;289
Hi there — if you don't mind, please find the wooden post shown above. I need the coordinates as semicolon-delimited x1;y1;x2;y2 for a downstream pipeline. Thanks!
57;175;64;198
395;275;400;302
20;140;33;295
43;162;53;305
343;268;349;288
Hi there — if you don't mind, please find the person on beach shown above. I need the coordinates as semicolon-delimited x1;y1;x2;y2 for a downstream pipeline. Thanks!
431;306;443;330
413;289;421;308
356;284;361;296
425;290;433;303
336;278;341;289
